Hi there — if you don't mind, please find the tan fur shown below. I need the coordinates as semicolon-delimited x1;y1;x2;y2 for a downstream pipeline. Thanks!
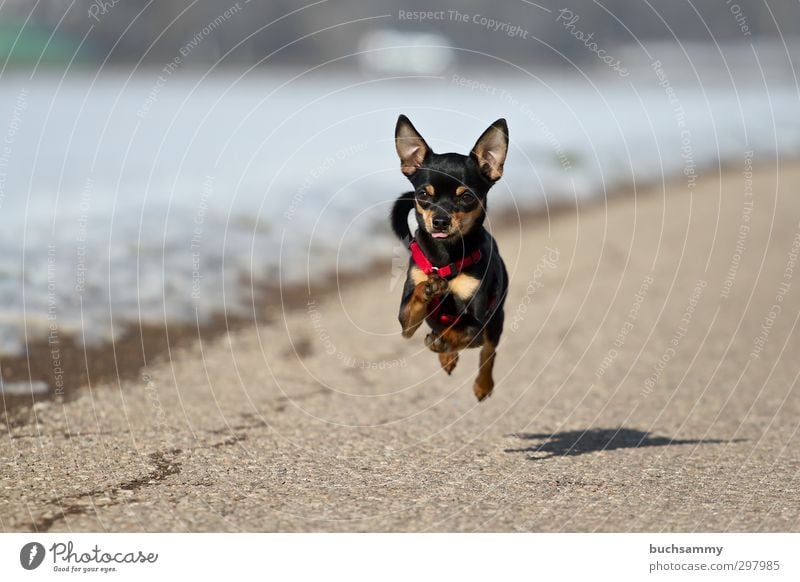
400;276;448;338
396;119;429;175
413;268;479;301
439;352;459;375
471;122;508;182
410;266;427;286
474;339;497;401
448;273;480;300
415;201;434;233
399;282;429;338
452;207;482;236
395;115;508;402
437;327;476;351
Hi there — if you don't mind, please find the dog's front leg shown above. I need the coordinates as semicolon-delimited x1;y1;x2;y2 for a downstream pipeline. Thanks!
398;275;447;338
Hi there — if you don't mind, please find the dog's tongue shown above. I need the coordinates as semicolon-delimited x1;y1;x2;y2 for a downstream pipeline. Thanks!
432;232;449;239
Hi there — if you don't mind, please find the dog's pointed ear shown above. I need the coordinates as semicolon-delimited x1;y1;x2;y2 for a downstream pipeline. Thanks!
395;115;430;176
471;119;509;182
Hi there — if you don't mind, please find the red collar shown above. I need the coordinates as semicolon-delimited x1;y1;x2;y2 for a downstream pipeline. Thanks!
410;239;482;279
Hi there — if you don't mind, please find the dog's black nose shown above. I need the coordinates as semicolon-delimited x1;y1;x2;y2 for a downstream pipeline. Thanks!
432;216;450;230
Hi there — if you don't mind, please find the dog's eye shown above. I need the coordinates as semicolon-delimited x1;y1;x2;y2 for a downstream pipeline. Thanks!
460;193;476;204
417;189;433;198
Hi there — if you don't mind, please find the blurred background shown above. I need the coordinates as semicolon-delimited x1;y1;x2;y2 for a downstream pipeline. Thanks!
0;0;799;393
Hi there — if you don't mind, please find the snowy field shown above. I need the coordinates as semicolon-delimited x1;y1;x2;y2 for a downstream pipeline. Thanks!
0;64;798;355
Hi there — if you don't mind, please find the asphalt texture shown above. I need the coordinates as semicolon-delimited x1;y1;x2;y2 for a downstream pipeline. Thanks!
2;163;799;532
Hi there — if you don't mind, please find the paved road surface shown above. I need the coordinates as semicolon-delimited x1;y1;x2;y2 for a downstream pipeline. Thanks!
3;163;799;532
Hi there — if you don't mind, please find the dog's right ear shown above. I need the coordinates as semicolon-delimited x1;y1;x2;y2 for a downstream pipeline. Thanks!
395;115;430;176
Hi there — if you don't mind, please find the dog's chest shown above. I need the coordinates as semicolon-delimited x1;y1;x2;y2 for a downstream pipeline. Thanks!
410;266;481;300
448;273;481;300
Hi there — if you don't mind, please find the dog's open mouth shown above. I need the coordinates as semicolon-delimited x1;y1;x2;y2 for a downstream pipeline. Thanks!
431;232;451;239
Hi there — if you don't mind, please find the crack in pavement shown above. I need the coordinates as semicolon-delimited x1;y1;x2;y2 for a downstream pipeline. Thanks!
26;435;246;532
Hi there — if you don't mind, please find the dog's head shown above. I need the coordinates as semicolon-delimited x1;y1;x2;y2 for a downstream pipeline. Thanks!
395;115;508;242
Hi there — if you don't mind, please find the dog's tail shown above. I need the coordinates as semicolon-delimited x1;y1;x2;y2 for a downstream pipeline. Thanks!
390;191;415;245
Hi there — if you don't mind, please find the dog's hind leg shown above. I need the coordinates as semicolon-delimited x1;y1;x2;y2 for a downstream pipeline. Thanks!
473;339;496;401
473;308;504;401
438;352;459;375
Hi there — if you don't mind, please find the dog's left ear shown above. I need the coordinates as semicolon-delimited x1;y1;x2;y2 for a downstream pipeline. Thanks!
471;119;509;182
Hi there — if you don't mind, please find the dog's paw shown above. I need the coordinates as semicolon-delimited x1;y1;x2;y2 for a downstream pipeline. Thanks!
422;275;448;302
438;352;459;375
473;378;494;402
425;332;450;353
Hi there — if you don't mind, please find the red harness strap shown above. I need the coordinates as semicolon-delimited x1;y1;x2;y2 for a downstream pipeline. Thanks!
431;301;461;326
409;240;481;279
409;239;482;326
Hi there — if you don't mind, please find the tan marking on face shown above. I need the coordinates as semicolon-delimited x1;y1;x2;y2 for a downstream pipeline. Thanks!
455;186;468;195
448;273;481;300
424;185;435;196
415;200;434;233
452;206;483;236
410;265;427;286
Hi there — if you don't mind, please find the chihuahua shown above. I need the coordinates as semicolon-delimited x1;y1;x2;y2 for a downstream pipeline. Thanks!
390;115;509;401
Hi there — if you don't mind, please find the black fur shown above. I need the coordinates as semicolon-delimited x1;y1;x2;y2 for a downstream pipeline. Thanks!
390;191;415;243
391;114;510;401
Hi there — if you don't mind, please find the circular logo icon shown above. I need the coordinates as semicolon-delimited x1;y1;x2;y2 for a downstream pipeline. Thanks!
20;542;45;570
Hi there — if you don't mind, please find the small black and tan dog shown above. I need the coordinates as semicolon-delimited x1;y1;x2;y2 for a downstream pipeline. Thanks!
390;115;509;401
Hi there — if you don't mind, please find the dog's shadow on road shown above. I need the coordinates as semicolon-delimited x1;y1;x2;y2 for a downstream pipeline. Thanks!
505;428;743;461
